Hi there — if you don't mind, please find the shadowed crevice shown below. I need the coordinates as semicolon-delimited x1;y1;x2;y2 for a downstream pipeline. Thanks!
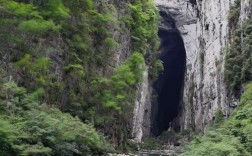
152;28;186;136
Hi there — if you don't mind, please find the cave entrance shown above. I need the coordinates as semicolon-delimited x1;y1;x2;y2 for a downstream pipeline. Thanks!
152;28;186;136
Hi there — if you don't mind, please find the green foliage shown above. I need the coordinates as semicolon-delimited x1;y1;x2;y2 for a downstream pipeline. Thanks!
152;60;164;79
140;138;163;150
64;64;85;76
225;17;252;93
87;53;146;150
0;118;15;155
127;0;160;79
228;0;241;29
2;0;40;18
1;0;60;35
16;54;54;87
18;19;58;34
128;0;159;55
214;107;224;125
0;0;160;152
38;0;70;21
240;83;252;105
0;80;110;155
182;82;252;155
104;38;118;49
15;54;63;106
182;132;244;156
99;53;145;113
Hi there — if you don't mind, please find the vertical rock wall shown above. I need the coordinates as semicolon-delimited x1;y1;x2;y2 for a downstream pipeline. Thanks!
154;0;234;132
181;0;232;131
131;71;152;142
240;0;252;21
131;0;252;142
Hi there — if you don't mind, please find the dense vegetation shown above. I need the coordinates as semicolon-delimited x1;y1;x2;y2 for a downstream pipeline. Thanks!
182;82;252;156
0;79;109;155
225;0;252;95
0;0;160;154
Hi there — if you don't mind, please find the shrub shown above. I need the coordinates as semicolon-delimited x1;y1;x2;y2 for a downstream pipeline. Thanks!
214;107;224;125
182;82;252;155
99;53;145;113
0;118;15;155
18;19;58;34
152;60;164;79
3;1;40;18
128;0;159;56
0;80;110;155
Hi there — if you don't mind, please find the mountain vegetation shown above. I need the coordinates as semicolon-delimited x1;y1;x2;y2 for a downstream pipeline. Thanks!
182;83;252;156
0;0;160;154
225;0;252;95
2;0;252;155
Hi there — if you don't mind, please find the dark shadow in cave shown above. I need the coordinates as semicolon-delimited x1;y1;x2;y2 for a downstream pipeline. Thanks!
152;28;186;136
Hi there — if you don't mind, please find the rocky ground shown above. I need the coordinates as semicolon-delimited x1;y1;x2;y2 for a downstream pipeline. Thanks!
138;145;183;156
108;145;182;156
108;135;188;156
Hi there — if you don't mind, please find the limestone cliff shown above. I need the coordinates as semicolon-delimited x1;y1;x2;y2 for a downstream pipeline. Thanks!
149;0;252;134
157;0;232;131
126;0;252;142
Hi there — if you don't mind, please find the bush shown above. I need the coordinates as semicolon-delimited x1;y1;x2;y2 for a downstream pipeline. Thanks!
182;82;252;155
0;80;110;155
3;1;39;17
18;19;58;34
214;107;224;125
152;60;164;79
0;118;15;155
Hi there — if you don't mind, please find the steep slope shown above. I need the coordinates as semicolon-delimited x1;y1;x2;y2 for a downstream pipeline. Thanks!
0;0;160;153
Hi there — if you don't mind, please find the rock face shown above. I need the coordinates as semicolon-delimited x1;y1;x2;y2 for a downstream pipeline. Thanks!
131;70;152;142
150;0;251;133
171;0;231;131
240;0;252;21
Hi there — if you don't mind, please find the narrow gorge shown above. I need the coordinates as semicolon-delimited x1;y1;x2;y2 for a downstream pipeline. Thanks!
1;0;252;155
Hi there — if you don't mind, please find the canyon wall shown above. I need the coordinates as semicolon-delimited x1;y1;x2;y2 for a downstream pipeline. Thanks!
154;0;231;132
152;0;251;133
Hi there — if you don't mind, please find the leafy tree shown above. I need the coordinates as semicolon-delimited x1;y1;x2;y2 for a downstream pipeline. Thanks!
0;80;110;155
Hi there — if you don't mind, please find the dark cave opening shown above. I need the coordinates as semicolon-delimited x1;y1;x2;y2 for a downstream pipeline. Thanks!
152;28;186;136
